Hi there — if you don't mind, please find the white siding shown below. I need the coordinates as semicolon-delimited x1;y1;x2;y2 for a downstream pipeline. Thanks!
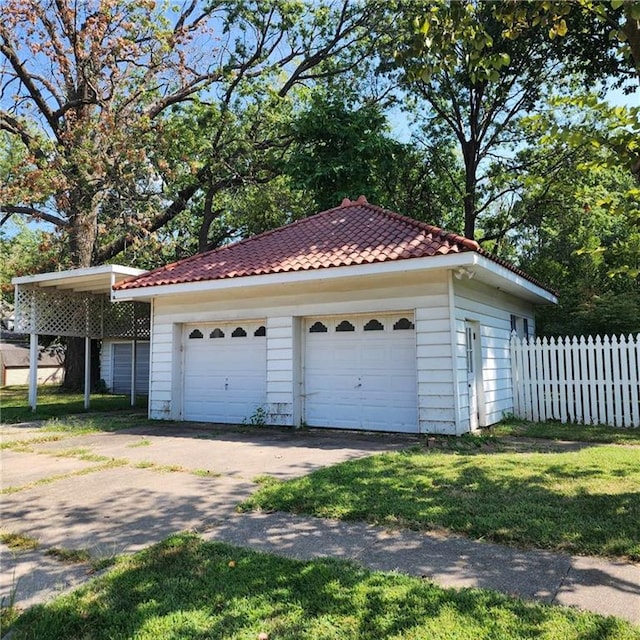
415;284;457;435
146;268;539;433
148;271;455;429
454;278;535;428
266;316;295;425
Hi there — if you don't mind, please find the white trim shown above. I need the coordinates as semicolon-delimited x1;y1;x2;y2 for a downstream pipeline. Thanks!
112;253;556;305
447;271;462;433
28;333;38;411
13;265;147;295
84;336;91;409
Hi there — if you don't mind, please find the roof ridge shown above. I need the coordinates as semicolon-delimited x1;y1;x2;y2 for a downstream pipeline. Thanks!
341;200;480;252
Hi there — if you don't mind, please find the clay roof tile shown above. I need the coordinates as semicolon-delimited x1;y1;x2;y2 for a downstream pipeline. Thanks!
114;199;553;293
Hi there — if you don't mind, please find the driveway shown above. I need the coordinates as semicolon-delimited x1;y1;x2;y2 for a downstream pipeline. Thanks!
0;419;412;609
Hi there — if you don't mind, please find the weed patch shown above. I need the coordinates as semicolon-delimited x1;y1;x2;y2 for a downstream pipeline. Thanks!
46;547;91;564
0;532;39;552
1;459;128;495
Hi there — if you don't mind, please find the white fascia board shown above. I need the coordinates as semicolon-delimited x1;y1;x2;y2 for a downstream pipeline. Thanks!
473;255;557;304
111;253;479;302
112;251;556;305
12;264;146;289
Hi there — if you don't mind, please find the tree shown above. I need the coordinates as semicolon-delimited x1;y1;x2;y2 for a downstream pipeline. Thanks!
0;0;378;388
509;112;639;336
394;1;573;241
394;0;638;243
284;95;462;225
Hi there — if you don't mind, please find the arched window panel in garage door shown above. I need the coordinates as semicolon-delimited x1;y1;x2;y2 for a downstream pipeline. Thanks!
303;313;417;432
182;321;267;424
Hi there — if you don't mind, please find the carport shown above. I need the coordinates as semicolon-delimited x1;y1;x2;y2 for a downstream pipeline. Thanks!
12;265;150;411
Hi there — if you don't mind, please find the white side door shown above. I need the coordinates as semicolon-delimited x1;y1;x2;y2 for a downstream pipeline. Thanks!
465;322;479;430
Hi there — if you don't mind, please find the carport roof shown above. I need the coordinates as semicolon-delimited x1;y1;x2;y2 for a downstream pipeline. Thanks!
114;196;554;294
12;264;147;295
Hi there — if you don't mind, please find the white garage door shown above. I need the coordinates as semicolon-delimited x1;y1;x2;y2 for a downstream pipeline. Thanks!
182;321;267;423
304;314;418;432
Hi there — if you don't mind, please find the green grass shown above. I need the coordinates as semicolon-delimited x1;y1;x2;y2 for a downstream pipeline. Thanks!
242;442;640;560
45;547;91;564
0;385;147;424
126;438;152;448
5;533;638;640
0;531;39;552
1;459;129;495
492;420;640;444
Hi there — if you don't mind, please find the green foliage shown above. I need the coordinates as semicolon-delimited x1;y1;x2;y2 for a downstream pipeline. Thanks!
511;97;640;336
286;98;402;211
0;220;61;303
243;443;640;560
6;535;638;639
1;0;380;269
285;96;462;224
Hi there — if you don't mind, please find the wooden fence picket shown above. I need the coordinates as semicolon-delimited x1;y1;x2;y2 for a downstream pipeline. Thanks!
510;333;640;428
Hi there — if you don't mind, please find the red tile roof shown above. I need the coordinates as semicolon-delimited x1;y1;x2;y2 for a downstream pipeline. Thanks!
114;196;550;292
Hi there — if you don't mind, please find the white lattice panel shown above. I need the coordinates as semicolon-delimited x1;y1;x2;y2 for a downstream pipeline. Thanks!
103;301;150;339
14;286;150;339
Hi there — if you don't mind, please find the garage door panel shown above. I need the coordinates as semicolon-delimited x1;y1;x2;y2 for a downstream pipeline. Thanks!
304;314;417;432
183;322;266;423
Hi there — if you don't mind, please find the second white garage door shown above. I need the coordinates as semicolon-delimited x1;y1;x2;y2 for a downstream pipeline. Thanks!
304;314;418;432
182;321;267;423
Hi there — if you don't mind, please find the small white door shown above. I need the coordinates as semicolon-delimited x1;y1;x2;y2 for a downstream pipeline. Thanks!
465;322;479;430
304;314;417;432
182;321;267;423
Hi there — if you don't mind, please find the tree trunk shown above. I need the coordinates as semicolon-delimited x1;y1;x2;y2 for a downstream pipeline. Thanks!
462;139;478;240
61;193;100;392
61;337;101;393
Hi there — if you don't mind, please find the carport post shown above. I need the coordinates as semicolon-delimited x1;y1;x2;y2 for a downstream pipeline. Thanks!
28;332;38;411
84;336;91;410
130;339;137;407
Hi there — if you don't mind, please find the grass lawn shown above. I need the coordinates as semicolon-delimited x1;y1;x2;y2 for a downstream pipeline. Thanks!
0;385;147;424
491;419;640;444
5;533;638;640
242;430;640;560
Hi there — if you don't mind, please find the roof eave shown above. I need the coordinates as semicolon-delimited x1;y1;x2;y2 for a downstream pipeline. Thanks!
13;264;148;295
112;252;557;305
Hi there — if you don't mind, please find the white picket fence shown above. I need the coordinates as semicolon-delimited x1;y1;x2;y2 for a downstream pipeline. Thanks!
510;334;640;428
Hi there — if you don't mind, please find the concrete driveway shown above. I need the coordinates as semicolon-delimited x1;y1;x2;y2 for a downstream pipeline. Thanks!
0;419;412;609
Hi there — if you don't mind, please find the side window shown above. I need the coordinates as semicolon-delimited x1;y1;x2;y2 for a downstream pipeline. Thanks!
510;315;531;339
